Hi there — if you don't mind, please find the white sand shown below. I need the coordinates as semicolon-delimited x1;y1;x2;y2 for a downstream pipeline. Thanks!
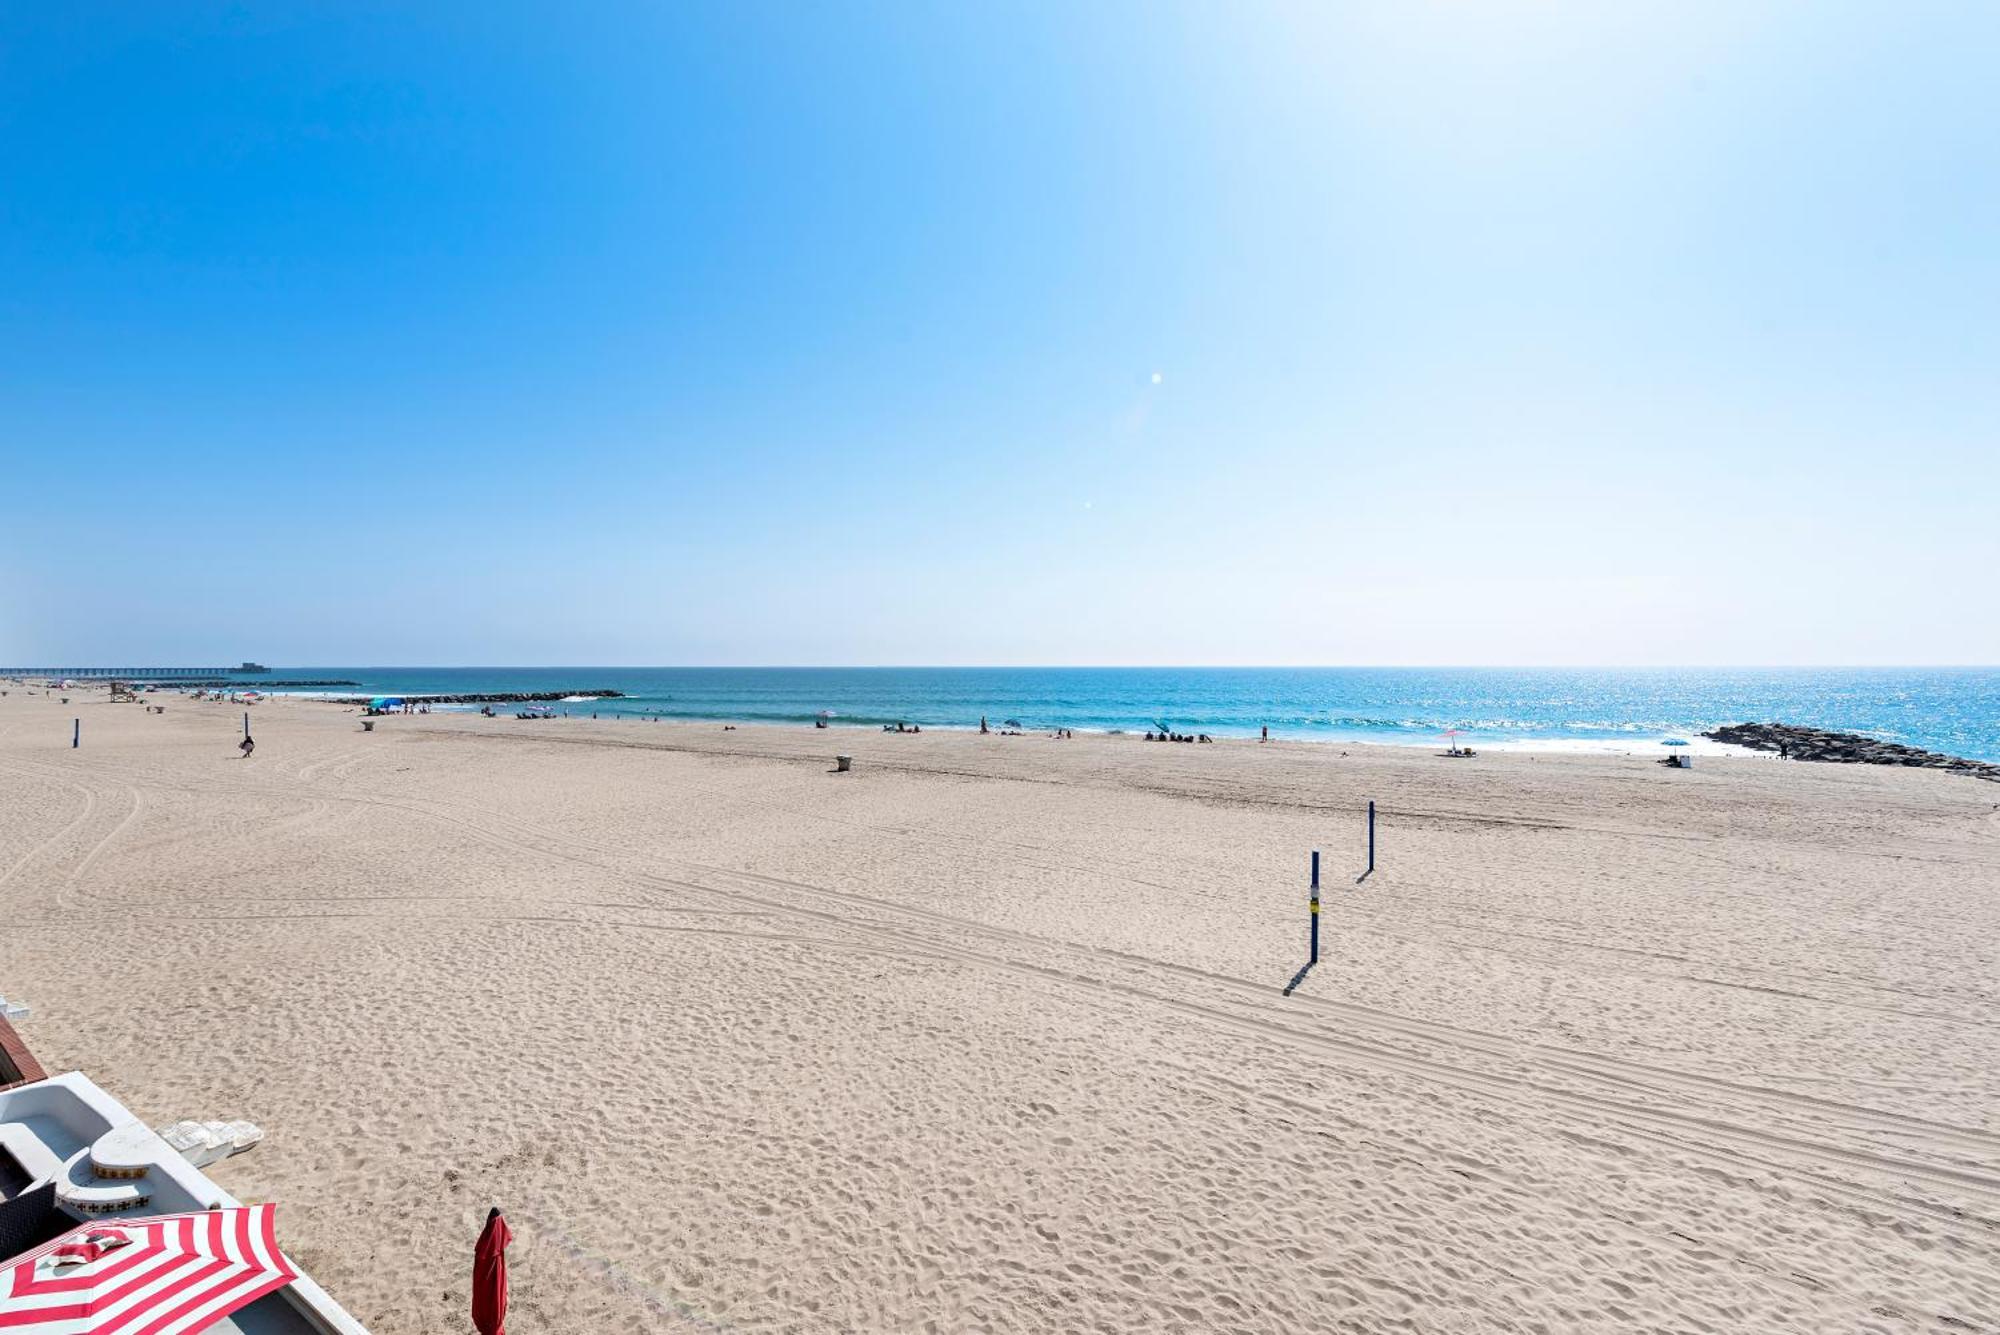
2;686;1997;1332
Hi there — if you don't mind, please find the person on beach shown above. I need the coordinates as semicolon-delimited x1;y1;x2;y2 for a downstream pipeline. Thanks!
980;716;989;734
1261;724;1269;742
239;735;255;759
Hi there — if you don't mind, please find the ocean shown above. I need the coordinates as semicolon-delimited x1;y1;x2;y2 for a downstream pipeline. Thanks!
249;667;2000;762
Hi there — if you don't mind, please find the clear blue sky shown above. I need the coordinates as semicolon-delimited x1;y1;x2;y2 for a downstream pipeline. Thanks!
2;3;1994;666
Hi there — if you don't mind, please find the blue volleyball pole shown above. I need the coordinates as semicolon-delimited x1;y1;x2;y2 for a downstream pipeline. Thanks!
1309;849;1321;965
1285;851;1322;995
243;711;250;739
72;718;79;749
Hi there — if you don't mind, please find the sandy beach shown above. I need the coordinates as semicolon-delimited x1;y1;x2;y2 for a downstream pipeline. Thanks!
2;686;1997;1332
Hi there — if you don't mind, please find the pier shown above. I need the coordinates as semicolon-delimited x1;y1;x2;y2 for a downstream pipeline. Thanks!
0;663;270;680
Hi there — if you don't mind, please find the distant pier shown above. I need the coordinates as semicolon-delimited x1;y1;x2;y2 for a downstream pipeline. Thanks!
1;663;270;680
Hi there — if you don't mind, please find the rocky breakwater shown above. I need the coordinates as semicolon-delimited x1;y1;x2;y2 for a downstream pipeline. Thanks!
330;689;624;706
171;678;360;688
1703;723;2000;781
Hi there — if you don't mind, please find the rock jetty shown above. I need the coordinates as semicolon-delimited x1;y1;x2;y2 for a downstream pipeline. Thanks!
156;679;362;688
329;689;624;706
1703;722;2000;781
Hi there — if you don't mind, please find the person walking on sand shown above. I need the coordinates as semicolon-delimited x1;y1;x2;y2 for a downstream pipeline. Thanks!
980;715;989;735
1261;724;1268;743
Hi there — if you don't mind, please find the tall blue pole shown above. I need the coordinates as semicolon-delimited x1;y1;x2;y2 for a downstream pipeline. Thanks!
72;718;79;748
1309;849;1321;965
243;711;250;739
1368;800;1376;874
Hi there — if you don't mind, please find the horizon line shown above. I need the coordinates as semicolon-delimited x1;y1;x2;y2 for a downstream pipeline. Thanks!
41;663;1999;672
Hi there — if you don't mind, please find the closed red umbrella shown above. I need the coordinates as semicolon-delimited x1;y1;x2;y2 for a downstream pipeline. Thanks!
472;1208;511;1335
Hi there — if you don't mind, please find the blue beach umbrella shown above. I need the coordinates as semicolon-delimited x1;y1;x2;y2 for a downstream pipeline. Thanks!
1662;737;1691;747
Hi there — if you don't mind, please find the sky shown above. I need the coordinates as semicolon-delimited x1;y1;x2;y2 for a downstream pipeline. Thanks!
2;2;1995;667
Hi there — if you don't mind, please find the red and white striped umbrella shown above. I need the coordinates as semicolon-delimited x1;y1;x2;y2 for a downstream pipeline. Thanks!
0;1204;298;1334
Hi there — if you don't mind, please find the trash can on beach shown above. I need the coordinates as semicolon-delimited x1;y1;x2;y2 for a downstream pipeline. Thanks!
835;755;852;772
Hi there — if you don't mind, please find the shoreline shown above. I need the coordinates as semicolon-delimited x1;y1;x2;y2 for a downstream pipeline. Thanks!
258;689;1771;757
27;666;1992;762
295;694;1773;757
22;679;1792;757
55;677;2000;764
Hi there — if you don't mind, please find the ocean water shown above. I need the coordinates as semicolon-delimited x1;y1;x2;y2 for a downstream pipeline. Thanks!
250;667;2000;762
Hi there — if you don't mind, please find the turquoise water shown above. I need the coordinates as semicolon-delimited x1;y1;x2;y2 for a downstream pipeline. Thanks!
252;667;2000;762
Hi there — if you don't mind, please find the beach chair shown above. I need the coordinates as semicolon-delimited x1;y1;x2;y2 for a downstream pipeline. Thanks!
155;1119;263;1169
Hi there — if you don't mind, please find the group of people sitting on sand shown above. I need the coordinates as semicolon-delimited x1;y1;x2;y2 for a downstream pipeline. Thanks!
882;722;924;733
1147;731;1212;743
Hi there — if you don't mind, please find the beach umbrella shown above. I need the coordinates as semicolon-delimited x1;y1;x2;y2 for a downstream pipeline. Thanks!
1661;738;1691;747
472;1207;511;1335
0;1204;298;1335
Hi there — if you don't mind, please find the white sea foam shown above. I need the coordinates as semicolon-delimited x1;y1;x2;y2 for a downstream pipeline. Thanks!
1431;736;1760;757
